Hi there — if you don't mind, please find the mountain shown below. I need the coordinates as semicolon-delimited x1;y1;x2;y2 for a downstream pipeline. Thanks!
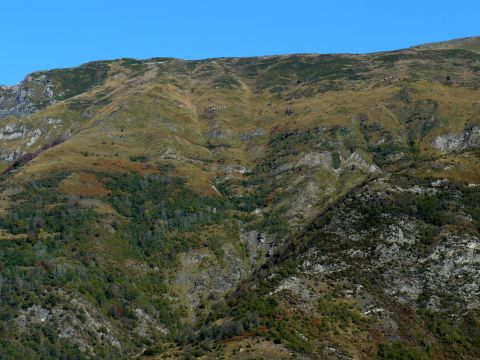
0;37;479;359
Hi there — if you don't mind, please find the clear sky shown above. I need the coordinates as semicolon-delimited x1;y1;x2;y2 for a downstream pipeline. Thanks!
1;0;478;85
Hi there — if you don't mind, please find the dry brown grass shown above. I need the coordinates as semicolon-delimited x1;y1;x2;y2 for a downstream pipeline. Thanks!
58;172;109;197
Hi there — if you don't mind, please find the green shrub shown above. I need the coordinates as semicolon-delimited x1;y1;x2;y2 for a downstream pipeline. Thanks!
378;341;427;360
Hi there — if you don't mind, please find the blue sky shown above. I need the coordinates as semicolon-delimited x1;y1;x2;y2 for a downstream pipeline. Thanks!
1;0;478;85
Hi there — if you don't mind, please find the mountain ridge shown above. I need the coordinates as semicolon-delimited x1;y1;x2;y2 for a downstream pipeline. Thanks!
0;37;479;359
3;35;480;89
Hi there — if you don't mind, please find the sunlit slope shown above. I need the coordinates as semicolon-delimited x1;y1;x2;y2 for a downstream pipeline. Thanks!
0;37;478;359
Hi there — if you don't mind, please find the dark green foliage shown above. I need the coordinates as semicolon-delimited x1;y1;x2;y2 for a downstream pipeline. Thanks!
317;298;368;331
378;341;428;360
417;49;480;62
421;309;480;355
212;75;241;89
368;141;408;167
415;194;445;226
102;171;229;258
0;171;228;358
68;98;93;112
331;151;341;169
119;58;147;76
0;173;120;358
375;52;417;65
205;287;311;353
0;172;94;237
463;186;480;231
349;180;470;230
254;56;369;91
49;62;109;100
129;154;149;162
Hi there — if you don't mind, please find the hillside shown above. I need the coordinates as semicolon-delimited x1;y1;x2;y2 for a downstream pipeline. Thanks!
0;37;479;359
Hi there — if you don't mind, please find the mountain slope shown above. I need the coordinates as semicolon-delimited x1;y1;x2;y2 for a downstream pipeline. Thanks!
0;37;479;359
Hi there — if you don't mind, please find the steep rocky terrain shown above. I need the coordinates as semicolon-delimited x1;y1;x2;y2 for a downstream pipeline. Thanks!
0;37;479;359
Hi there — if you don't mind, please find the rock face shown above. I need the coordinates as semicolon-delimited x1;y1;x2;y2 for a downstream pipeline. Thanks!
304;179;480;311
0;74;54;119
432;126;480;152
0;123;28;140
15;292;121;355
219;173;480;359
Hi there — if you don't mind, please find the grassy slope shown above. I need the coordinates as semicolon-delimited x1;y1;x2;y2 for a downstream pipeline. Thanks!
0;38;479;358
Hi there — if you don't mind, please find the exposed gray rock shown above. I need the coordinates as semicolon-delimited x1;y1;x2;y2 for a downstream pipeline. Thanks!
27;128;42;146
0;149;23;161
275;151;379;177
300;180;480;312
134;308;169;338
432;127;480;152
16;292;121;355
0;123;27;140
240;128;264;141
343;152;380;173
0;74;55;119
